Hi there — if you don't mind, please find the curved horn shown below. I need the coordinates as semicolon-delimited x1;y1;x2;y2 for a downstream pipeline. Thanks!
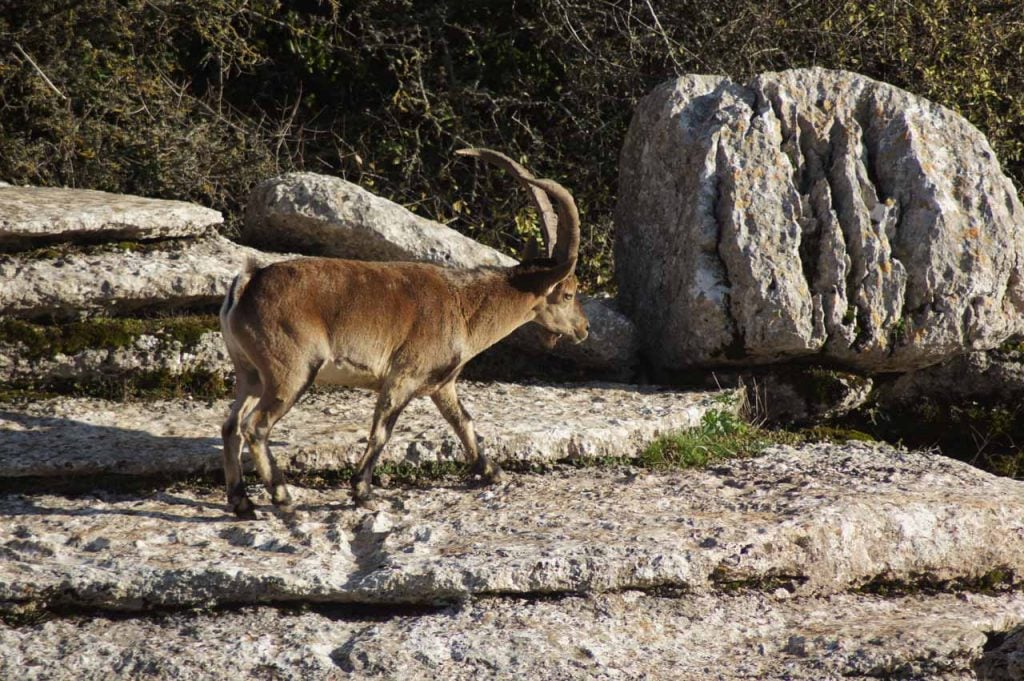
524;177;579;267
456;147;558;258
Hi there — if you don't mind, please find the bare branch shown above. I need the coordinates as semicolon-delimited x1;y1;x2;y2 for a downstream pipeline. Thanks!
13;42;66;100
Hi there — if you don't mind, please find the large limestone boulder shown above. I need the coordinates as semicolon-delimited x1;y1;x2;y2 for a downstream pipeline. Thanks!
616;68;1024;374
244;172;516;268
0;186;222;249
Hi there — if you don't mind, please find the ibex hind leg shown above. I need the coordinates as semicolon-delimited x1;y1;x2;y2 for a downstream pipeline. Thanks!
222;367;261;519
431;381;503;485
241;362;321;517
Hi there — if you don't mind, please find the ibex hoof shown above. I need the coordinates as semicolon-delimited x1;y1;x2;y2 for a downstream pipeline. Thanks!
351;478;376;507
356;497;382;511
271;487;294;514
232;497;258;520
469;461;503;486
273;501;297;516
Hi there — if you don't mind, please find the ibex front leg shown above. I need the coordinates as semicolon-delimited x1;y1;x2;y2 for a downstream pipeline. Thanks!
431;381;503;484
351;381;416;506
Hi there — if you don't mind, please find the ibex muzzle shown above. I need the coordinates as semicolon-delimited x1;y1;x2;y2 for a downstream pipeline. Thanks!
219;148;588;518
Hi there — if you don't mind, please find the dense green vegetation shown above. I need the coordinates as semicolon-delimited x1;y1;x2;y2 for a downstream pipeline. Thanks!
2;1;1023;289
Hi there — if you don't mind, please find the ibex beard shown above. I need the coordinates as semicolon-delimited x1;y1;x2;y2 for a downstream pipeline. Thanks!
218;149;588;519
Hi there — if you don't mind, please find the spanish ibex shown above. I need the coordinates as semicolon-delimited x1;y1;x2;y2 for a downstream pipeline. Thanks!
219;148;588;518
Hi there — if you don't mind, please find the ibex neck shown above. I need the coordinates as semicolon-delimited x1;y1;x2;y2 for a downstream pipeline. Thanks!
457;268;541;355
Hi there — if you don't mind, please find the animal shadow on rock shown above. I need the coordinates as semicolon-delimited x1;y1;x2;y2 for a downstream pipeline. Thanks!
0;408;232;523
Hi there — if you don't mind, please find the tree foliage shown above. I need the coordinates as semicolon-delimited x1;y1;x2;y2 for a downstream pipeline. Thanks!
3;0;1023;289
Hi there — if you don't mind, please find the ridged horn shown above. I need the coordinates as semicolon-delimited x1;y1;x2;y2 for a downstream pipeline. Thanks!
456;147;559;258
524;177;579;267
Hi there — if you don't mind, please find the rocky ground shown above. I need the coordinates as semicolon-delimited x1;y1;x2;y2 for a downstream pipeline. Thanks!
1;384;1023;679
3;77;1024;679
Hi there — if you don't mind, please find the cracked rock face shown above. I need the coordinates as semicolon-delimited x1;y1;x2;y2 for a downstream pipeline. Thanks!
616;68;1024;373
0;186;222;249
244;172;517;268
2;592;1022;680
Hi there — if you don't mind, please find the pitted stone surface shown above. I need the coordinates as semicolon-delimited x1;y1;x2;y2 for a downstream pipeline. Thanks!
0;235;294;320
0;383;735;477
0;443;1022;611
616;68;1024;373
0;186;222;249
2;592;1021;680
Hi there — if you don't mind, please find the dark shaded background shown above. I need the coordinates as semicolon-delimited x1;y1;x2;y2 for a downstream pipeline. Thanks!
2;0;1022;290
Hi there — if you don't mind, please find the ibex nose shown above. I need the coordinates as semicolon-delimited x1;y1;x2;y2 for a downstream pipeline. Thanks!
575;320;590;344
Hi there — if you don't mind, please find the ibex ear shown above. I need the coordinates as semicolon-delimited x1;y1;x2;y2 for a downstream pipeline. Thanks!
510;257;577;296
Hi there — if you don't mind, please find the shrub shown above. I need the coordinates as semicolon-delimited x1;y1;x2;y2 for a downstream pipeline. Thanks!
3;1;1023;289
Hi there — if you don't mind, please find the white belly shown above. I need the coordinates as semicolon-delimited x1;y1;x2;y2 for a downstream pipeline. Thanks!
314;358;381;389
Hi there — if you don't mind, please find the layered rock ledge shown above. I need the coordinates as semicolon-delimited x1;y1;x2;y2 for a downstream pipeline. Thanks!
3;591;1021;680
0;186;223;250
0;383;735;477
3;441;1024;678
1;443;1021;610
0;235;293;320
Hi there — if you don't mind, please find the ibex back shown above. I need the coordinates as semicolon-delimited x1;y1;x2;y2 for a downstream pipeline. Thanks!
219;149;588;518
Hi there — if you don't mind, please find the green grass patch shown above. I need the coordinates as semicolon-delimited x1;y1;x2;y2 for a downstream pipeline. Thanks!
0;314;227;401
640;410;803;469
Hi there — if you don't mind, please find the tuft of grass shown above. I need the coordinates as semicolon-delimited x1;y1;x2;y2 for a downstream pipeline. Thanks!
640;410;802;469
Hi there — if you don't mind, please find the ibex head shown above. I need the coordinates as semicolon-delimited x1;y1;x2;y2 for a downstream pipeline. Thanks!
456;149;589;345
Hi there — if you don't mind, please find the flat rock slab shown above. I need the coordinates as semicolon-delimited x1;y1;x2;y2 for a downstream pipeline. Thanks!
1;443;1022;611
3;591;1022;680
0;383;728;478
0;235;292;320
0;186;222;249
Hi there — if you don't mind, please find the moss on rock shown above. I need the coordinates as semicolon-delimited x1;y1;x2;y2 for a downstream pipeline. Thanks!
0;315;219;361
